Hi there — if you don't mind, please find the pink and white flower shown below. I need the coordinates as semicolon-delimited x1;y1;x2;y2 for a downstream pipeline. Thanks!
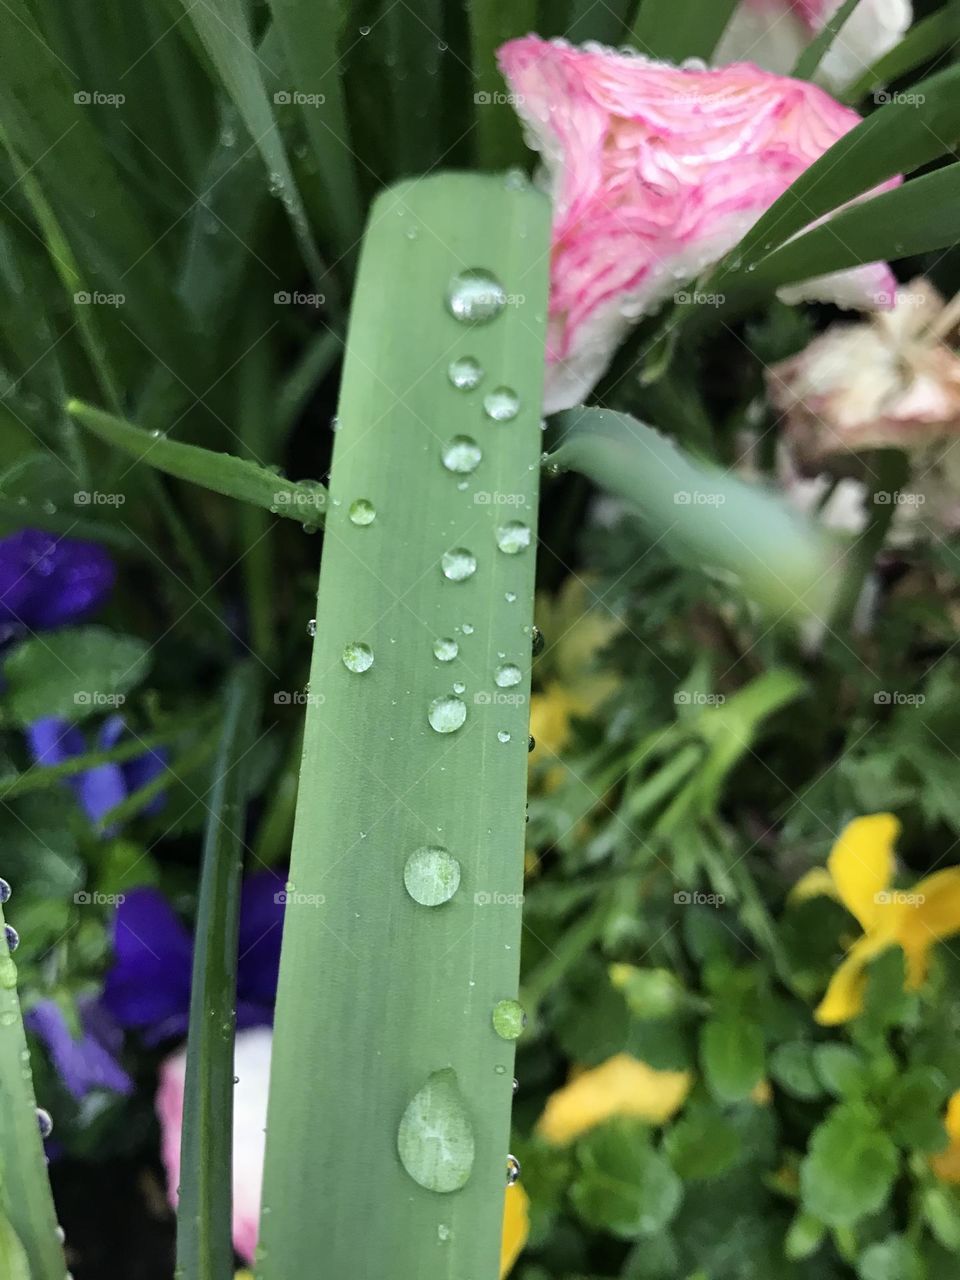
716;1;912;92
499;37;898;412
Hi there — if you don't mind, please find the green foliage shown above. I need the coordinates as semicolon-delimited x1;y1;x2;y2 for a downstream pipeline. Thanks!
570;1121;682;1239
3;628;150;725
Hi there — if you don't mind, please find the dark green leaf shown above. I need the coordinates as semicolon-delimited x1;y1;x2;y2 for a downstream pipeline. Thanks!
884;1067;949;1152
769;1042;824;1101
857;1235;925;1280
814;1044;868;1098
800;1104;898;1227
630;0;738;61
571;1121;683;1239
700;1016;765;1103
3;627;151;726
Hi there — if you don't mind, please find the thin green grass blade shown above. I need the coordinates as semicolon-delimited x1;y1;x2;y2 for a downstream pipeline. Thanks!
66;399;328;527
176;663;260;1280
469;0;538;168
562;0;636;43
0;908;64;1280
791;0;862;80
257;171;550;1280
264;0;363;259
630;0;739;60
550;407;842;621
843;0;960;103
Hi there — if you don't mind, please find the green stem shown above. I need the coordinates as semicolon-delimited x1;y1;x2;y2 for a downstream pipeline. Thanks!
830;450;909;634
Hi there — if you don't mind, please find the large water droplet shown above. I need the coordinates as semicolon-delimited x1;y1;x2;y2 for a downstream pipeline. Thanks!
0;878;10;904
342;642;374;673
483;387;520;422
494;663;522;688
448;356;484;390
428;695;466;734
306;618;317;637
492;999;525;1040
441;549;477;582
433;637;459;662
4;925;19;954
441;437;482;475
404;846;461;906
497;730;511;744
397;1069;475;1193
36;1108;53;1139
506;1154;521;1185
349;498;376;526
496;521;531;555
445;269;506;325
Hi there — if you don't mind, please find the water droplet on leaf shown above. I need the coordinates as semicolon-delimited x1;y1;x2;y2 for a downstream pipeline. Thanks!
397;1068;475;1193
0;878;10;904
441;549;477;582
349;498;376;526
433;637;458;662
342;642;374;673
441;436;482;474
494;663;522;688
483;387;520;422
36;1108;53;1139
497;730;511;743
445;269;506;325
404;846;461;906
428;695;466;734
492;999;525;1040
448;356;484;390
496;521;531;555
5;925;19;953
506;1154;521;1185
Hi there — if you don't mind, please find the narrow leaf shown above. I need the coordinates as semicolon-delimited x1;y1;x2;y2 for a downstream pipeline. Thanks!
66;399;327;527
631;0;739;61
843;0;960;104
469;0;538;167
791;0;862;81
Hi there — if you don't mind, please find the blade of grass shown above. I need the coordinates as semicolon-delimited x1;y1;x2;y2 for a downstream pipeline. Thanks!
630;0;739;61
176;662;261;1280
0;905;65;1280
258;171;550;1280
791;0;862;81
469;0;538;168
66;399;328;527
843;0;960;104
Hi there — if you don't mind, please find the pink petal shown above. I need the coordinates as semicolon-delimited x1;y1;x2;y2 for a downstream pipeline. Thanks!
498;37;900;412
156;1027;272;1264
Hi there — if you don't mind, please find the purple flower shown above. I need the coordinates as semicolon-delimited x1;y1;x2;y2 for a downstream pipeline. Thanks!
25;996;133;1101
102;876;286;1043
26;714;167;833
0;529;114;638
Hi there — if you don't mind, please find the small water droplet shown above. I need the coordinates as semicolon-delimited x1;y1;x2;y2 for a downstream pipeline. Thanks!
4;925;19;953
0;878;11;904
307;618;317;637
445;269;506;325
506;1154;521;1185
267;172;284;197
441;549;477;582
494;1064;507;1075
492;999;525;1040
496;521;531;555
452;680;466;695
461;623;475;636
397;1069;475;1193
0;1010;16;1028
428;695;467;734
483;387;520;422
441;436;482;474
404;846;461;906
497;730;511;743
532;625;545;656
359;23;371;35
342;642;374;673
433;637;459;662
513;1077;519;1095
495;663;522;688
504;591;517;603
349;498;376;526
36;1108;53;1139
504;167;529;191
447;356;484;390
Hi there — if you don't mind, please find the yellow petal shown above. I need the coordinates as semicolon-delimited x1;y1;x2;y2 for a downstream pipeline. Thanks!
529;684;582;762
789;867;839;906
500;1182;530;1278
891;868;960;990
814;931;893;1025
536;1053;691;1145
931;1092;960;1184
827;814;900;932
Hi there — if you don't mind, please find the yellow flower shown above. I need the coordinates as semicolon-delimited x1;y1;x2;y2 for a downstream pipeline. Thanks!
536;1053;691;1145
500;1182;530;1278
803;814;960;1024
931;1091;960;1184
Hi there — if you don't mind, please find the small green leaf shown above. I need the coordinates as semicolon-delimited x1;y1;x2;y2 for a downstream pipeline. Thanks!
700;1017;764;1103
769;1042;824;1101
397;1069;476;1194
663;1102;742;1181
571;1121;683;1239
814;1044;868;1098
3;627;151;726
800;1105;898;1227
791;0;861;80
923;1184;960;1251
884;1066;949;1152
610;964;685;1020
857;1235;925;1280
785;1210;825;1262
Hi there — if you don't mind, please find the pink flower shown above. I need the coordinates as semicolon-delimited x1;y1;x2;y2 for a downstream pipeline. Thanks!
716;1;912;91
156;1027;271;1264
498;37;898;412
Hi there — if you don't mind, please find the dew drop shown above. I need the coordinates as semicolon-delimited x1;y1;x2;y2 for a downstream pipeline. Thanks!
492;999;525;1040
36;1108;53;1139
441;436;482;475
433;637;459;662
513;1077;519;1095
0;878;10;904
496;521;531;555
4;925;19;954
447;356;484;390
397;1069;475;1193
349;498;376;526
532;625;545;656
506;1154;521;1185
342;642;374;673
494;663;522;689
497;730;511;744
403;846;461;906
504;591;517;603
441;548;477;582
428;695;466;734
438;1224;451;1242
445;269;506;325
306;618;317;637
0;1011;15;1028
494;1064;507;1075
452;680;466;695
461;623;475;636
483;387;520;422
